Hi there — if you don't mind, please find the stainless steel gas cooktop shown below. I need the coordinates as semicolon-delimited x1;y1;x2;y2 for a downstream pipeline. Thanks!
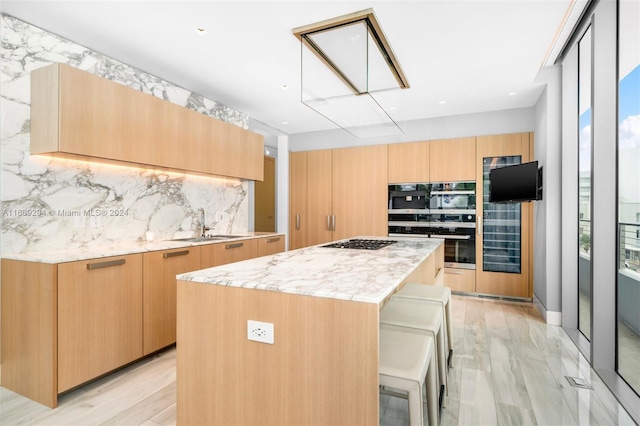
321;239;397;250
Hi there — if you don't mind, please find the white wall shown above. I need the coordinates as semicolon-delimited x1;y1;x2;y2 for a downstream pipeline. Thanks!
533;65;563;325
290;108;535;151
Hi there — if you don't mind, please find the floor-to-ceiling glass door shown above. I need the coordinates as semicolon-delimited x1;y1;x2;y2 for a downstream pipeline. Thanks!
617;0;640;395
578;26;593;341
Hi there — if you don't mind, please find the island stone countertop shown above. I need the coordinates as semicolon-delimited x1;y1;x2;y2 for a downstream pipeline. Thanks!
177;237;443;304
1;232;282;264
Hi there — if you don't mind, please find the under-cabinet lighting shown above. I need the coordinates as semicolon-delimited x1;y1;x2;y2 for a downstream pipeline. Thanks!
31;154;240;184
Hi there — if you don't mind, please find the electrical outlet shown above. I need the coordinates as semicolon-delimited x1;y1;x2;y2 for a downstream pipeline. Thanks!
247;320;274;344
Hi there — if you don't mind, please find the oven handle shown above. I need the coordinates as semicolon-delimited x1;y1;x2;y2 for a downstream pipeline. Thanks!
429;235;471;240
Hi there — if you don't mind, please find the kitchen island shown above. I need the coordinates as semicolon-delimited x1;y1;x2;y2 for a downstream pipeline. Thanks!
176;237;443;425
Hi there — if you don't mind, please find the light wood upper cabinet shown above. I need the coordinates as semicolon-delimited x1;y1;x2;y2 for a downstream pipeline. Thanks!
388;141;430;183
429;137;476;182
289;152;308;250
30;63;263;180
332;145;388;240
57;254;143;393
142;247;201;356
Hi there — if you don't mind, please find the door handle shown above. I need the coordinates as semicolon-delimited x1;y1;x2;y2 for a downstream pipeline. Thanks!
296;214;300;230
87;259;126;270
163;250;190;258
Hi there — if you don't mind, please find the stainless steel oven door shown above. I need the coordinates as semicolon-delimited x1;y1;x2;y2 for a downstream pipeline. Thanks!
429;181;476;210
429;227;476;269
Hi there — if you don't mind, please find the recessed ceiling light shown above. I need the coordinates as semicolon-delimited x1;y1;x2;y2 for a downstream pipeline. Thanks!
281;84;289;90
508;92;517;96
389;106;397;111
439;100;447;104
282;121;289;125
194;27;208;35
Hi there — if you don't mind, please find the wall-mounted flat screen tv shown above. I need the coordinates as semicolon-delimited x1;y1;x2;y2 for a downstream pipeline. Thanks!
489;161;540;203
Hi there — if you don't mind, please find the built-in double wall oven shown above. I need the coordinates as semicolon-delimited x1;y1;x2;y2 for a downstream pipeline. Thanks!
388;182;476;269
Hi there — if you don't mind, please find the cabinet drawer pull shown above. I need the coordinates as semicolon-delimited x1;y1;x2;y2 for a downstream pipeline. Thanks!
163;250;190;259
444;270;463;275
226;242;244;249
87;259;126;270
267;237;281;243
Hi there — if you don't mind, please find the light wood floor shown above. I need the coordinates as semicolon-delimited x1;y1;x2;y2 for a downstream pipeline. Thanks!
1;295;637;425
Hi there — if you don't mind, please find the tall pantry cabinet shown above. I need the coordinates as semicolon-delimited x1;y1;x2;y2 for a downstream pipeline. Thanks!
289;145;388;249
476;132;533;298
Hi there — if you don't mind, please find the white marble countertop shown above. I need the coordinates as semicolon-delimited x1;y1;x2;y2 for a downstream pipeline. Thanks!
1;232;283;264
177;237;443;304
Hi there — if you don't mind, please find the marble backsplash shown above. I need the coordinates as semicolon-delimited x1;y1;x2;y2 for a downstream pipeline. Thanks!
0;14;250;255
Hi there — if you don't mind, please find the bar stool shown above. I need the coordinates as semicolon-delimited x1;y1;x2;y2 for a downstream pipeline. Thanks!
380;298;447;405
379;328;438;426
392;283;453;367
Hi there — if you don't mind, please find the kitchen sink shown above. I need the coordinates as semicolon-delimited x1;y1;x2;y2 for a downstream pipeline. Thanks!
169;235;245;243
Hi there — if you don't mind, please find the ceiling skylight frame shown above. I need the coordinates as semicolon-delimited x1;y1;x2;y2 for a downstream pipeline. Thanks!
292;8;410;96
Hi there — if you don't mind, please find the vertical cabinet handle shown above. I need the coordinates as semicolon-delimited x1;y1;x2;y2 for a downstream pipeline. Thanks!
296;214;300;230
332;215;336;231
477;218;482;236
327;215;331;231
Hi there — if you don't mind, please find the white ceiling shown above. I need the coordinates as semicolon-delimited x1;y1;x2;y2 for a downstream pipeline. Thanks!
1;0;574;136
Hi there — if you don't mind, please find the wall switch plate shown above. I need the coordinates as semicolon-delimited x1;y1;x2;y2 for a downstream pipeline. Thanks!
247;320;274;344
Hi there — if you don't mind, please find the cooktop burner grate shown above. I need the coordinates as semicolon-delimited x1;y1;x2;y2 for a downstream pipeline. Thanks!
321;239;397;250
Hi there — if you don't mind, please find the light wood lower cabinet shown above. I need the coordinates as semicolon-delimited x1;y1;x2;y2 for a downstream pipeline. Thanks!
1;259;57;407
257;235;285;257
442;268;476;293
0;235;283;407
201;239;258;268
57;254;143;393
142;248;201;356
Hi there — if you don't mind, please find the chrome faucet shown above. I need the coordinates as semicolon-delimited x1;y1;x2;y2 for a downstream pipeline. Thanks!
198;208;210;237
